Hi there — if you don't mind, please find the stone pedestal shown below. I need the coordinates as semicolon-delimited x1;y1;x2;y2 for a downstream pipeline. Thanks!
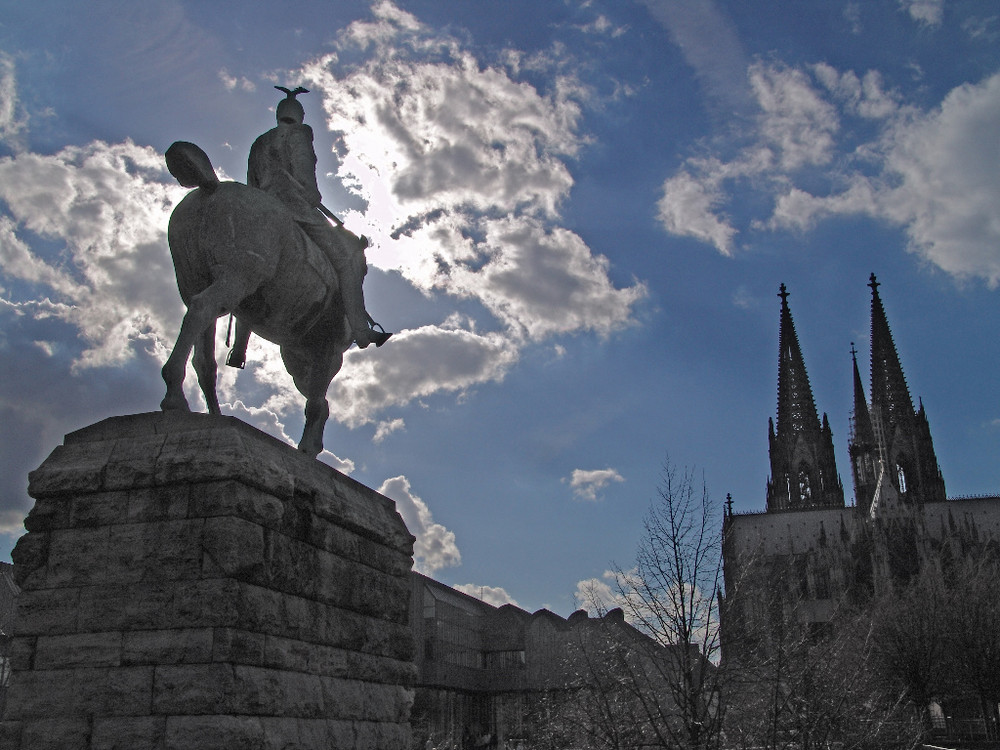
0;412;416;750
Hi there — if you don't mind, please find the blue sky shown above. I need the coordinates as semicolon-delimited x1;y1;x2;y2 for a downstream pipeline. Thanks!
1;0;998;614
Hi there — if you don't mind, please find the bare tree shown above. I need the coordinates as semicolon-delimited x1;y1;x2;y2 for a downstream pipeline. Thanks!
574;459;726;750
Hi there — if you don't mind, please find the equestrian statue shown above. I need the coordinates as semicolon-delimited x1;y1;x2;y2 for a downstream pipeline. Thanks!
159;86;391;458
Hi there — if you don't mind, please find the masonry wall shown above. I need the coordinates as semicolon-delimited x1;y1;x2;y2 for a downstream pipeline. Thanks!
0;412;416;750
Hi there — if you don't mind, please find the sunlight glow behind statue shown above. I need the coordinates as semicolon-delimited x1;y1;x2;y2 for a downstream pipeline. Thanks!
159;87;393;458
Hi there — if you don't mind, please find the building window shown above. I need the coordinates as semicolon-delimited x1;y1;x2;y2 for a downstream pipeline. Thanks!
896;463;907;494
798;466;812;503
485;650;526;669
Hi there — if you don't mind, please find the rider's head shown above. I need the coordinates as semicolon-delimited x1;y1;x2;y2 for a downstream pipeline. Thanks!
275;86;308;125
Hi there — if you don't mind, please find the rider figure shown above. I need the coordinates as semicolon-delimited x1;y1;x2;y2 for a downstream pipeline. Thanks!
232;86;388;364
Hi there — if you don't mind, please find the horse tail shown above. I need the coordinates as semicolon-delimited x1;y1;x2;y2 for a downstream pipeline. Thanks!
165;141;221;192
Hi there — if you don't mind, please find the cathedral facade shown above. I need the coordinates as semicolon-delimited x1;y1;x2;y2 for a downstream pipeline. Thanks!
721;275;1000;650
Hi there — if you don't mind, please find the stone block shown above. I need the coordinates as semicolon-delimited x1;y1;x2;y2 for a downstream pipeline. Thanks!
164;715;266;750
202;515;264;578
170;578;243;629
22;497;70;533
34;631;122;669
188;480;284;526
324;719;356;749
0;720;21;750
261;717;326;750
212;627;265;664
9;531;50;589
46;526;110;587
355;719;411;750
27;438;116;498
91;716;166;750
20;717;91;750
153;663;324;717
70;490;128;528
8;636;35;671
123;628;214;665
126;485;190;524
262;634;315;673
78;581;168;632
107;519;204;582
5;666;153;718
101;436;165;491
153;424;293;498
13;587;81;636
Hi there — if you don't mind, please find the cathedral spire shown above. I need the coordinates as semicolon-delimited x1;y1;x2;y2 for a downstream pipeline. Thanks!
775;283;821;437
863;274;945;507
868;273;915;435
766;285;844;512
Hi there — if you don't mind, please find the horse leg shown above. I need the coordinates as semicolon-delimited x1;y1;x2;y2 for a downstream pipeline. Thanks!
281;344;343;458
193;324;221;415
161;277;246;412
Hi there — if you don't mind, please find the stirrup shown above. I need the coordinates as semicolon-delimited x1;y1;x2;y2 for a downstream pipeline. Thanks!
370;322;393;348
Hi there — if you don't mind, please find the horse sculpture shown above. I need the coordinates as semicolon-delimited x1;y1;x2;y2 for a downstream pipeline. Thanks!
159;141;367;457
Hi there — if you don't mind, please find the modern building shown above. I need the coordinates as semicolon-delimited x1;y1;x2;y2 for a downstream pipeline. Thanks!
722;275;1000;648
409;572;707;749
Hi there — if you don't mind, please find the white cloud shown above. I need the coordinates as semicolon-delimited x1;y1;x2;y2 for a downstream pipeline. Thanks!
640;0;752;116
575;569;632;614
453;583;520;608
0;141;186;369
564;467;625;502
0;52;28;151
296;1;644;342
218;68;255;92
750;62;839;171
878;73;1000;285
378;475;461;575
900;0;944;27
657;168;737;256
811;64;901;119
0;508;25;538
328;326;519;428
373;417;405;443
658;58;1000;288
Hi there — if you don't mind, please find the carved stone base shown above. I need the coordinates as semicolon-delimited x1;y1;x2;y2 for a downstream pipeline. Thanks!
0;412;415;750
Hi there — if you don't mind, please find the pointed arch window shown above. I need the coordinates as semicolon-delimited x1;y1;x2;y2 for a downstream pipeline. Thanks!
798;464;812;504
896;463;908;494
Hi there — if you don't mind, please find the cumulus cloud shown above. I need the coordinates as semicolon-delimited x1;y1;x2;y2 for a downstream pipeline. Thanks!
453;583;520;608
373;417;405;443
657;57;1000;287
878;74;1000;284
378;474;461;575
750;63;840;170
328;326;519;427
901;0;944;27
296;1;644;342
0;141;186;368
564;467;625;501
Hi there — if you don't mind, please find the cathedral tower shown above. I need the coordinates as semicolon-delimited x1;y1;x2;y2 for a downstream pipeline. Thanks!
849;274;946;513
766;285;845;512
